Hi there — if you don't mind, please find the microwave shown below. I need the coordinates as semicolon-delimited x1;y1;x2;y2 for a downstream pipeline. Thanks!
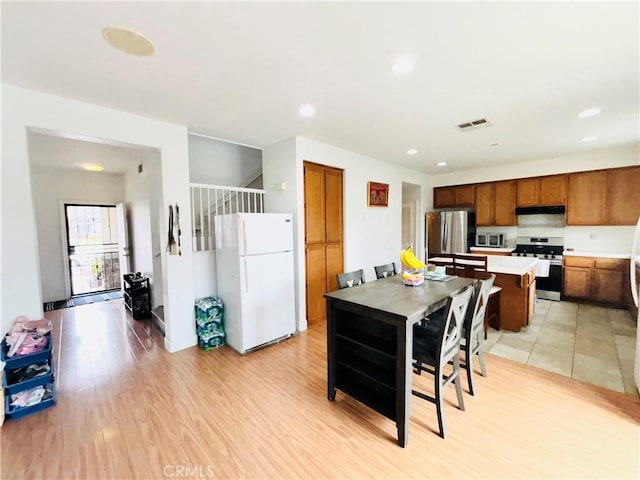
476;233;505;248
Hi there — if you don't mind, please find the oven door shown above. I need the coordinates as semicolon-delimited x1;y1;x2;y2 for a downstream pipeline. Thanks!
537;263;562;301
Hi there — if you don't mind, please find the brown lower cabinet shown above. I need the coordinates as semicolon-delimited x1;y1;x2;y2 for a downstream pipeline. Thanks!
562;256;629;307
493;268;536;332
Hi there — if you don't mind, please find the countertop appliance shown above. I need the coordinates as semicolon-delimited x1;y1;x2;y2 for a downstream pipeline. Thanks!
427;210;476;256
214;213;296;354
631;216;640;392
476;232;505;248
512;236;564;301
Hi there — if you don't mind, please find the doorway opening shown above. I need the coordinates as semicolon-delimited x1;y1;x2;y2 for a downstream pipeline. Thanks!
64;204;121;296
401;182;422;254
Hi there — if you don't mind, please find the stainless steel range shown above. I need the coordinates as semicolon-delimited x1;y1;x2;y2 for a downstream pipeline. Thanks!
512;236;564;301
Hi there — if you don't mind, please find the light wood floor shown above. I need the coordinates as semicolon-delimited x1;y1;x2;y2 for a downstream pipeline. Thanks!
2;299;639;479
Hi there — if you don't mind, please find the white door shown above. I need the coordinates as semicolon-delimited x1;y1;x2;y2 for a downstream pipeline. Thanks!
239;213;293;255
116;203;131;290
239;251;295;351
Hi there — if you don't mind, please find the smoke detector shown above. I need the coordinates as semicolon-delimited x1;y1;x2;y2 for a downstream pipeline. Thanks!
456;118;491;132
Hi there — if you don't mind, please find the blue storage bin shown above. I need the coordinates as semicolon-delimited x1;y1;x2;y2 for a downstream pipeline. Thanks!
1;334;52;369
3;358;55;395
5;382;56;421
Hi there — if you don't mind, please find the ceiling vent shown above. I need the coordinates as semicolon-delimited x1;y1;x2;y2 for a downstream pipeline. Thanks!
457;118;491;132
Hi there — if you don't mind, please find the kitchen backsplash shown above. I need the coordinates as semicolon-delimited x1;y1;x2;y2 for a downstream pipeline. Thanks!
476;225;635;255
564;226;635;254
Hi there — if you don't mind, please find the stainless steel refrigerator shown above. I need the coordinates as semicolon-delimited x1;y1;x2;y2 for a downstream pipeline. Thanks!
426;210;476;256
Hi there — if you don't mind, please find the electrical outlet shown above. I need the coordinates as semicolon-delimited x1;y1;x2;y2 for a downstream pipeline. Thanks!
589;233;596;240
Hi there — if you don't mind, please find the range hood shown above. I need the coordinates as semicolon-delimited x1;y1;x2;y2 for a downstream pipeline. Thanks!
515;205;565;215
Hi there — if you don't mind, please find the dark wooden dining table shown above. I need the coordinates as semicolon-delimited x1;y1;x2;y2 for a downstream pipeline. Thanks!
324;274;474;447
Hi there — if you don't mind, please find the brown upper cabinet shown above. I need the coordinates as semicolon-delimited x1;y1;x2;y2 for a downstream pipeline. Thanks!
606;166;640;225
475;183;494;225
517;175;567;206
434;165;638;226
433;184;475;208
567;166;640;226
566;171;607;225
475;181;516;226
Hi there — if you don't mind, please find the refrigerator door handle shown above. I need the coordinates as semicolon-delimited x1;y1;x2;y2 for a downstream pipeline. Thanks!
241;217;248;256
244;257;249;294
441;214;447;253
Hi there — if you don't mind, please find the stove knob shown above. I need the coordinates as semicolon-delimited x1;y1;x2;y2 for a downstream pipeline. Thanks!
544;254;549;259
551;254;556;259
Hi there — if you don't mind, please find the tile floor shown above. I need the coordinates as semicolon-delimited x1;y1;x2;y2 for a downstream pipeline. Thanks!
485;299;638;396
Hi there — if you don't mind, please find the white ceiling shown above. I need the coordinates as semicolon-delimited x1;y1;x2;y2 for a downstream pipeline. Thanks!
3;2;639;174
28;131;150;174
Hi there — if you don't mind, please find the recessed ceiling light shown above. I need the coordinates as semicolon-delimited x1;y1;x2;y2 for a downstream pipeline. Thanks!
82;163;105;172
406;148;418;156
103;26;155;56
437;162;447;167
299;105;316;117
391;57;415;76
581;136;598;142
578;108;601;118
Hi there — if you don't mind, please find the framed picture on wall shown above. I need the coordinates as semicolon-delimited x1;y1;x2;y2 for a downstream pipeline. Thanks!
368;181;389;207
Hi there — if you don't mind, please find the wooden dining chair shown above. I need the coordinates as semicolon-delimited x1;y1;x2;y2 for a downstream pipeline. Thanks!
459;274;495;395
412;284;474;439
336;269;366;289
452;254;487;278
452;254;501;337
427;253;455;275
374;262;397;279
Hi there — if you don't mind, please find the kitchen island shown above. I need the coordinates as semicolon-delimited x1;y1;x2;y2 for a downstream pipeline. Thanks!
428;254;539;332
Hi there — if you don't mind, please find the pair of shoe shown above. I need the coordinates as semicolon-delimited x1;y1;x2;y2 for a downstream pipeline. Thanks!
22;319;52;335
10;385;54;409
9;363;51;383
10;385;45;408
5;332;48;357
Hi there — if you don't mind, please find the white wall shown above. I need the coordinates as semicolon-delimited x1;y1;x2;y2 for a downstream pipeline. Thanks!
431;143;639;187
189;134;262;186
30;166;125;302
193;251;217;300
262;136;430;332
123;153;164;307
1;84;196;352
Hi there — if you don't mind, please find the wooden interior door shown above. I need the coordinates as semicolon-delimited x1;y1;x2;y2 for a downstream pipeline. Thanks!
304;162;344;324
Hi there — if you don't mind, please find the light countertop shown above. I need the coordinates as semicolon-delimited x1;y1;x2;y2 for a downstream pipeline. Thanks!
428;254;538;276
470;247;515;253
563;251;631;259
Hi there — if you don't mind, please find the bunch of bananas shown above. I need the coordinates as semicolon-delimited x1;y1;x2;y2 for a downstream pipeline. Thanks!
400;247;426;270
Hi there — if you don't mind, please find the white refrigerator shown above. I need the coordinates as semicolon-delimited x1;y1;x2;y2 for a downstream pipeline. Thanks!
215;213;296;354
631;216;640;392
